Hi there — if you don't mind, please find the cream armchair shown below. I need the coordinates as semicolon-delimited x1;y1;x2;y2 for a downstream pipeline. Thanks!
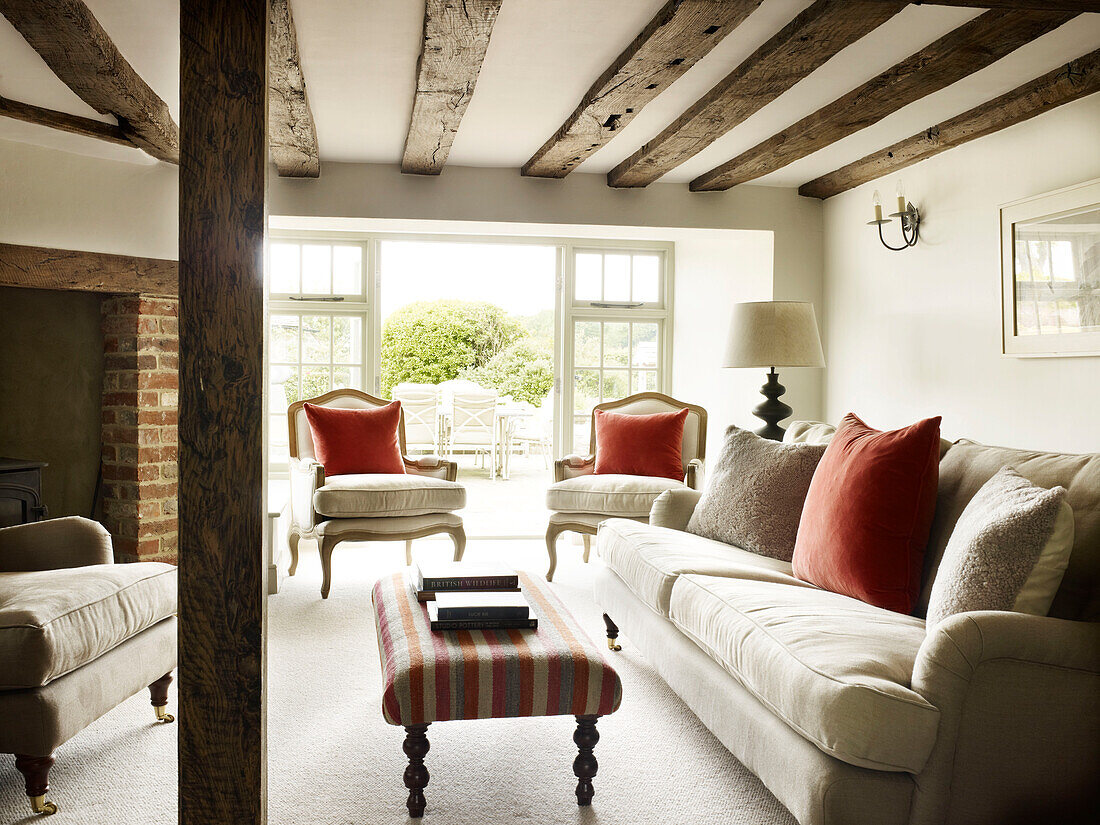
544;392;706;581
287;389;467;599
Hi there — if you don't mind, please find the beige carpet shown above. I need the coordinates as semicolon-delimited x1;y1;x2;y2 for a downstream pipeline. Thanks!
0;538;795;825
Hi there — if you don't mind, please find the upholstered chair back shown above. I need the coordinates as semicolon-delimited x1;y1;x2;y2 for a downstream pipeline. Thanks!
451;389;498;446
589;392;708;473
392;385;439;450
288;388;407;461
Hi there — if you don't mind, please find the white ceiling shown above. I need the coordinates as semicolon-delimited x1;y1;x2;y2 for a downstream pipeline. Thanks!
1;1;1097;187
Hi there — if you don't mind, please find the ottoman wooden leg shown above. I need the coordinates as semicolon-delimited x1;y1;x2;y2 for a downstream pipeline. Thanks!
573;715;599;806
15;753;58;815
403;723;430;817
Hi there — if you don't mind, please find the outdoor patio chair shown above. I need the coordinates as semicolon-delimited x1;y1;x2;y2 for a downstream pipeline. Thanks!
392;383;440;454
287;388;467;598
543;392;707;581
449;388;499;479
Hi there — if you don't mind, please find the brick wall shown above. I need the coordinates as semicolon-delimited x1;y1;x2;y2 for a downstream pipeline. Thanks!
100;295;179;563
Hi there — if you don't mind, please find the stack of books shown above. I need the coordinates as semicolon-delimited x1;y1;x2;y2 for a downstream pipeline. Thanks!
414;562;537;631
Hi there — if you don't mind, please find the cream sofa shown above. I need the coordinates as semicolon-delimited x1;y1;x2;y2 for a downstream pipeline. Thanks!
593;426;1100;825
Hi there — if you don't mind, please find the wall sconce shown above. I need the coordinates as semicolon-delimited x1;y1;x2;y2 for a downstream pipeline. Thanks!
868;181;920;251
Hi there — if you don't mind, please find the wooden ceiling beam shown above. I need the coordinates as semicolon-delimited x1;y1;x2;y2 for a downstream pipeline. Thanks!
906;1;1100;11
402;0;503;176
799;51;1100;199
0;242;178;295
0;93;138;151
690;8;1076;191
522;0;763;179
606;0;908;189
0;0;179;163
268;0;320;177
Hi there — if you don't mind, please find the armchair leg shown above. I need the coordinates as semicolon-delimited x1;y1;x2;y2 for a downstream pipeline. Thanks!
149;672;175;723
405;539;414;566
287;530;300;576
544;523;561;582
450;526;466;562
15;753;58;816
582;534;592;564
320;536;338;599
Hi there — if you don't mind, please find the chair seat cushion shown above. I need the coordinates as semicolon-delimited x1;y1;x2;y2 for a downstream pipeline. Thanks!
546;475;683;518
669;574;939;773
0;562;177;689
596;519;808;617
314;474;466;518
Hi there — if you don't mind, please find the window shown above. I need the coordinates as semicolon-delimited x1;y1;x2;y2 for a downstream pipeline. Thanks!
268;240;370;472
565;247;671;454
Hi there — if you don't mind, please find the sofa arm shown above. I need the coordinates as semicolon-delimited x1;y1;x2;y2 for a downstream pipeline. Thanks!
289;458;324;534
404;454;459;482
650;488;703;531
554;454;595;483
0;516;113;572
910;611;1100;824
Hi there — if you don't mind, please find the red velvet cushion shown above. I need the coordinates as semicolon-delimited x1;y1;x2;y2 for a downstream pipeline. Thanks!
303;400;406;476
593;408;688;481
791;413;941;614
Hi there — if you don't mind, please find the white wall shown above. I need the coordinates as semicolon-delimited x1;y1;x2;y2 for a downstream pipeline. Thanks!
822;95;1100;453
270;162;825;429
0;138;178;259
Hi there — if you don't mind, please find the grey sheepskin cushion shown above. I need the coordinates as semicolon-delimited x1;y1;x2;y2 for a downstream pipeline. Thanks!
926;467;1068;629
686;426;827;560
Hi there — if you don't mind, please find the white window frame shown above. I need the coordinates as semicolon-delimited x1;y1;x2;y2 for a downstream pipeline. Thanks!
264;231;675;473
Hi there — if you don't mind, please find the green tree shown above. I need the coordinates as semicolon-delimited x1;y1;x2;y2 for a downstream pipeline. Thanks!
463;340;554;406
380;300;524;397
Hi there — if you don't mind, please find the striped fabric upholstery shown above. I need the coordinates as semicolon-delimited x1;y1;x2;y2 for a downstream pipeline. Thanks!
373;572;623;726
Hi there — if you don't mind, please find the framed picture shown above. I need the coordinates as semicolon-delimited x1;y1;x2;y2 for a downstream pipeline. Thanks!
1001;178;1100;357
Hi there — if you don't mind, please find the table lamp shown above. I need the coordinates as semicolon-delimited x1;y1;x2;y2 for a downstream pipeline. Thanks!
724;301;825;441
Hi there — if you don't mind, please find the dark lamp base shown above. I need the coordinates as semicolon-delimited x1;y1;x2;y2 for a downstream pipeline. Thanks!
753;368;792;442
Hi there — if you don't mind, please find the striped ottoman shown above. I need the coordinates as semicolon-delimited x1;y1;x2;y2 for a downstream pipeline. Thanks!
372;571;623;817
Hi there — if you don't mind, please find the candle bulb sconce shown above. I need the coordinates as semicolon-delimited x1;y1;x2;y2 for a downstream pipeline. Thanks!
868;187;920;251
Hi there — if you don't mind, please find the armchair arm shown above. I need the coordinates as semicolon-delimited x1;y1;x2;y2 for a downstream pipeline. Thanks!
0;516;113;572
554;454;595;483
910;611;1100;824
684;458;704;490
650;489;703;531
404;454;459;482
289;457;324;534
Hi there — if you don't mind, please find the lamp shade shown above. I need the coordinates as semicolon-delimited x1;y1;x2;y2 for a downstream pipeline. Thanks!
723;301;825;369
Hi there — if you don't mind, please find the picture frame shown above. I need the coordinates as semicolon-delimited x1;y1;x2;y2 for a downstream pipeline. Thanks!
1000;178;1100;357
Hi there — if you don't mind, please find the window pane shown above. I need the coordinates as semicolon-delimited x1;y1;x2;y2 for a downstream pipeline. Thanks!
573;370;599;412
270;314;300;363
576;253;602;301
302;315;331;363
574;321;601;367
603;322;629;367
632;255;660;303
604;254;630;301
302;244;332;294
274;365;299;406
269;415;289;466
270;243;300;293
602;370;629;401
333;366;361;389
301;367;331;400
633;370;658;393
332;316;363;364
631;323;658;368
333;246;363;294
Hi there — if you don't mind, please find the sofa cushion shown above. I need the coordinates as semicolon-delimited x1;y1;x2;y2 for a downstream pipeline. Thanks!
303;400;406;475
593;408;688;480
669;574;939;773
547;474;683;518
596;519;810;617
920;439;1100;622
0;562;177;689
314;474;465;518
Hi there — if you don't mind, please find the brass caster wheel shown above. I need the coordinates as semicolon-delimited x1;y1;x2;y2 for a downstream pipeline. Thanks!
155;705;175;723
606;638;621;652
30;796;58;816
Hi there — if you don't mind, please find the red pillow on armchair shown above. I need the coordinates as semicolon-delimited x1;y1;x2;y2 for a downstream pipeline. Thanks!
303;400;406;476
791;413;941;614
593;408;688;481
